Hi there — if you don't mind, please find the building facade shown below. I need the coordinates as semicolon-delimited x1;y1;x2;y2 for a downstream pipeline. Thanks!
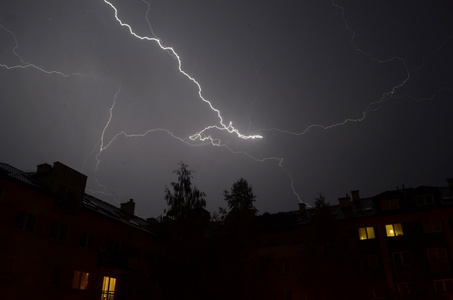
256;182;453;300
0;162;161;300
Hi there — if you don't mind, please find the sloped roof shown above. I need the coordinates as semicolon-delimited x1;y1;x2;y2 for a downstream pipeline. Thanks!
83;194;154;234
0;162;155;235
0;163;39;188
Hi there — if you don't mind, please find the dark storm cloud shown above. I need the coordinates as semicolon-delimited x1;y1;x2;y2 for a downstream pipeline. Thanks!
1;0;452;217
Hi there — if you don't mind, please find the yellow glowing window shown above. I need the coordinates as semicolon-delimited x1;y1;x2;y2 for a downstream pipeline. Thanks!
72;270;89;290
101;276;116;300
386;223;403;237
358;227;375;240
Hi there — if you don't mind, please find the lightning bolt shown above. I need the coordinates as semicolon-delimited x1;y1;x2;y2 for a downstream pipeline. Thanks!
102;0;262;146
0;24;82;77
264;1;453;138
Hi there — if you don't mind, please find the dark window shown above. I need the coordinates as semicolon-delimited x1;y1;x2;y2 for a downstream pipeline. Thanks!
381;198;399;211
398;282;410;297
14;211;37;232
415;194;434;206
393;251;412;273
50;222;68;242
361;254;379;270
56;187;76;211
52;267;61;285
0;254;16;279
427;248;451;272
14;211;26;229
79;232;95;249
423;218;442;233
434;279;453;293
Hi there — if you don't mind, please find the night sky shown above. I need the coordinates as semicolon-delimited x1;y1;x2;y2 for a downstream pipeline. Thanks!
1;0;452;218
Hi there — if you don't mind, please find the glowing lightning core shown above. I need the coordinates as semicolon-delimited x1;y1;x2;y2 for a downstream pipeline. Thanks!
102;0;262;145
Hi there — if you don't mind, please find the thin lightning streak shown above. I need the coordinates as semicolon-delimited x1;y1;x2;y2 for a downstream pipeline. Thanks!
102;0;262;145
141;0;158;38
265;2;453;137
0;24;82;77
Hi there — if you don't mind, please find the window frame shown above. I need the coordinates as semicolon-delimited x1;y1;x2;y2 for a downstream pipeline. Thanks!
423;218;443;233
101;276;117;300
72;270;89;290
415;194;434;206
358;226;376;240
392;251;412;274
427;247;451;272
381;198;400;211
14;211;37;233
50;222;68;242
79;232;95;249
434;279;453;293
360;254;379;270
386;223;404;237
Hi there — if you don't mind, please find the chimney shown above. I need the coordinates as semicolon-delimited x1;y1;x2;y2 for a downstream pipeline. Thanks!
338;194;351;207
299;202;306;214
351;190;360;202
121;199;135;215
36;163;53;175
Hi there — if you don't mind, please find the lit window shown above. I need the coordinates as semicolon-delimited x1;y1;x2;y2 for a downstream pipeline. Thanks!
386;223;403;237
358;227;375;240
72;270;89;290
101;276;116;300
14;211;37;232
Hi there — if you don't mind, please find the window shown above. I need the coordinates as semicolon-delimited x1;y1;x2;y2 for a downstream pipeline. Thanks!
50;222;68;242
397;282;410;298
434;279;453;293
56;187;75;211
370;285;384;299
358;227;375;240
72;270;89;290
14;211;37;232
360;254;379;270
386;223;403;237
427;248;450;272
423;218;442;233
79;232;95;249
0;254;16;279
275;289;293;300
52;267;61;286
415;194;434;206
393;251;412;273
101;276;116;300
279;259;291;274
381;198;399;211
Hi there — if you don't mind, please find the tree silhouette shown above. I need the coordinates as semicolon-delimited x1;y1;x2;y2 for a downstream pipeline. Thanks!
164;162;206;221
223;177;257;219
